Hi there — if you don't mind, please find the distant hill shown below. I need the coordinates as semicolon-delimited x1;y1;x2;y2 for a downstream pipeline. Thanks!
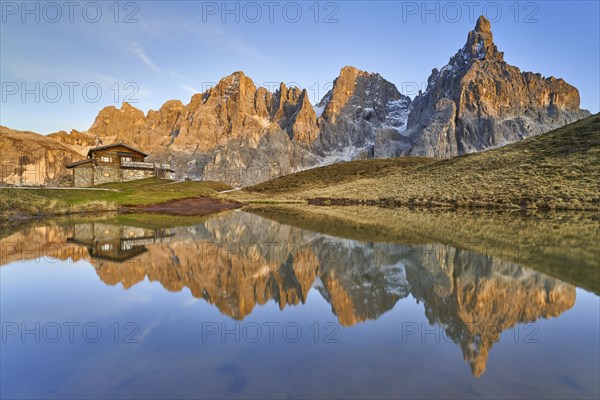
239;114;600;210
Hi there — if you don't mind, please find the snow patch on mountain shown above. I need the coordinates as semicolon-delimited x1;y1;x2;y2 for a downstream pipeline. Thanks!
383;97;411;133
313;105;325;118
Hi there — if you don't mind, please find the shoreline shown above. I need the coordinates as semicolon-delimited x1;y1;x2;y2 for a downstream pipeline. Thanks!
0;196;243;222
4;194;600;222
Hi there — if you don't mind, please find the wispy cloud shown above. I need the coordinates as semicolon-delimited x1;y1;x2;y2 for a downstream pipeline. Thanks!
128;41;161;73
182;84;199;95
133;13;270;64
178;21;269;63
168;69;186;80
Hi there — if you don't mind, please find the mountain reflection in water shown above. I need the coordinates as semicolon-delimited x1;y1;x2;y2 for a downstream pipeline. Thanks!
0;209;580;377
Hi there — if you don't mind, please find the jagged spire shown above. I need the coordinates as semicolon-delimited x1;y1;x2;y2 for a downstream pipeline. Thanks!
475;15;491;33
463;15;503;61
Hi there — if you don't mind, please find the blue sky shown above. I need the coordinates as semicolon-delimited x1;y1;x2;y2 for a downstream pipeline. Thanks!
1;0;599;134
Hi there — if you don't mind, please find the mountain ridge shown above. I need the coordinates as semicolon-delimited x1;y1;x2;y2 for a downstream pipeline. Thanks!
396;15;589;158
1;16;591;186
238;113;600;211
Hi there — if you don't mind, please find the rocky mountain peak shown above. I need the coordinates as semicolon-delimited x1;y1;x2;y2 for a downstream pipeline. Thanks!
401;15;589;159
120;102;139;111
449;16;504;66
422;17;503;93
475;15;491;32
314;66;411;157
461;15;503;62
212;71;256;99
339;65;369;80
220;70;247;83
88;102;145;140
319;66;404;124
159;99;184;110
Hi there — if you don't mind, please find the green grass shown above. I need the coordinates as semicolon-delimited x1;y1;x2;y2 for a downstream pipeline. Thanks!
0;178;230;218
247;157;435;195
234;114;600;210
3;115;599;216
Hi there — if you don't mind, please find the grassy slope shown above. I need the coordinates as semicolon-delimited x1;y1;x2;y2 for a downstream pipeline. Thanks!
0;178;232;218
3;115;598;216
237;114;600;210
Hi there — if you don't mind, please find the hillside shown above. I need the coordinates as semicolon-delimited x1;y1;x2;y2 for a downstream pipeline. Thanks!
0;126;82;186
236;114;600;210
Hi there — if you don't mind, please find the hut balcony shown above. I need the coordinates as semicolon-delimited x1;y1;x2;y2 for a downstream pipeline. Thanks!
120;160;172;171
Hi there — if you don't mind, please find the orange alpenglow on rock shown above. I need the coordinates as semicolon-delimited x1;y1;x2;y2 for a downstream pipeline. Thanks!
402;15;589;158
0;16;590;186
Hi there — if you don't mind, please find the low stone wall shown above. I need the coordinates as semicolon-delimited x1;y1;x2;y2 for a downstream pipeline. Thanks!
73;166;94;187
70;165;169;187
121;168;155;182
94;165;120;185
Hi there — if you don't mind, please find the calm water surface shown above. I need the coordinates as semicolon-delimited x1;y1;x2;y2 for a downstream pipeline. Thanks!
1;209;599;399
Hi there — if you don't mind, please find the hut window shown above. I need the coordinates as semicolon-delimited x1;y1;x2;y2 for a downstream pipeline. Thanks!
100;156;112;162
129;171;134;176
103;172;110;177
122;156;132;162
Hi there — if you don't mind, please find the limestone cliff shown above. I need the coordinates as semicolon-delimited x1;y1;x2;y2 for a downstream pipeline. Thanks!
0;126;81;186
394;16;589;158
316;66;411;157
47;129;96;156
88;72;320;153
74;68;409;185
2;16;590;186
88;102;146;142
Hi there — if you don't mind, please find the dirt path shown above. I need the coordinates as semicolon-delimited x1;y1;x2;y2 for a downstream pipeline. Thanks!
0;186;119;191
123;197;243;216
218;187;243;194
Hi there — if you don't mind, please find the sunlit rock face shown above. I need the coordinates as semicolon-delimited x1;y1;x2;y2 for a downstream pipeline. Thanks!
80;72;319;185
315;66;411;157
2;16;590;187
88;102;147;143
0;211;576;377
398;16;589;158
47;129;96;155
0;126;82;186
77;17;589;180
61;68;410;186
